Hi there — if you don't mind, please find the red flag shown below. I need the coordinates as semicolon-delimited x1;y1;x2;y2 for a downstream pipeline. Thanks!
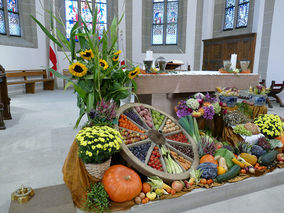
49;46;57;76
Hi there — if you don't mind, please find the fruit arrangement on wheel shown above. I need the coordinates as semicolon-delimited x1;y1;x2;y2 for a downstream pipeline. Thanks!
75;100;284;212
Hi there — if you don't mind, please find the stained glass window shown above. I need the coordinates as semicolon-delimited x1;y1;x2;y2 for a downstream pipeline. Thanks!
96;0;107;37
224;0;249;30
223;0;235;30
152;0;179;45
0;0;5;34
6;0;20;36
65;0;78;38
65;0;107;39
236;0;249;28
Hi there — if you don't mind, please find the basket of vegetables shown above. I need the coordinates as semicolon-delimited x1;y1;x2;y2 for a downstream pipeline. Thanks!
116;103;199;182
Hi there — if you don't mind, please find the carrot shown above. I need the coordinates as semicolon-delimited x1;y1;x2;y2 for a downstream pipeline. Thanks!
240;169;246;174
170;189;176;195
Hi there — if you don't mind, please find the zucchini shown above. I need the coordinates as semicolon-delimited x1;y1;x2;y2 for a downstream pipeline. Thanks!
216;165;241;183
258;150;278;166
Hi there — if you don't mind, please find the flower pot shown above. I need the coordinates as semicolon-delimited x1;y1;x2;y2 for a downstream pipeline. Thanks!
249;95;266;106
219;95;238;107
84;157;111;180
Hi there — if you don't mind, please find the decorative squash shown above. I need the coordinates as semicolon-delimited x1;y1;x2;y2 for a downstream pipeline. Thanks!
239;153;258;166
102;164;142;203
200;154;218;165
217;166;226;175
275;133;284;152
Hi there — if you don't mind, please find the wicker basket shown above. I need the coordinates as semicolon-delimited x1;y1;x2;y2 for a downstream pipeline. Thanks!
84;157;111;179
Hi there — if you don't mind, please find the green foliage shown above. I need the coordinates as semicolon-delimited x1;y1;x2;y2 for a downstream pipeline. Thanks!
32;8;138;128
236;102;253;117
84;182;110;213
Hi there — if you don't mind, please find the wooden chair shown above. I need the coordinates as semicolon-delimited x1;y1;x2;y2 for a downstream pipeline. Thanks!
260;79;284;108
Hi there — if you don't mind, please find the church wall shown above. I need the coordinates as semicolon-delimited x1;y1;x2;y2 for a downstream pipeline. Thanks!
266;0;284;100
131;0;198;71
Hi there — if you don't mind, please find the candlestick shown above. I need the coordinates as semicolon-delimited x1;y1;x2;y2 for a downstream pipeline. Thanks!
145;50;153;61
230;54;237;70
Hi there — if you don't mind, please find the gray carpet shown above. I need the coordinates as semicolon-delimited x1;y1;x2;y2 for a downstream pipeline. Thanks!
9;184;76;213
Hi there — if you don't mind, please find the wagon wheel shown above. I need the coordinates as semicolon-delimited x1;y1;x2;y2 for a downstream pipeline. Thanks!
116;103;199;183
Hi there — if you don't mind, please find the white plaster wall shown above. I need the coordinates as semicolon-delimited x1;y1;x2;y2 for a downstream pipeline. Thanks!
0;1;47;70
266;0;284;100
131;0;198;70
251;0;265;76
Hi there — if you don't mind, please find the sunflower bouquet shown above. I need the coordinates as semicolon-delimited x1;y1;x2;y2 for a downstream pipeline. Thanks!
254;114;284;138
32;5;139;128
76;126;123;164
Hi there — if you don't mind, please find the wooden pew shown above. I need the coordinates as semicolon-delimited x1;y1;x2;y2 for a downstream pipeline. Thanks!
6;69;54;93
260;79;284;108
0;65;12;130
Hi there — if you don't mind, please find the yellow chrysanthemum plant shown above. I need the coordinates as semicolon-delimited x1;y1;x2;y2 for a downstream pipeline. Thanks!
76;126;123;164
254;114;284;138
31;5;139;128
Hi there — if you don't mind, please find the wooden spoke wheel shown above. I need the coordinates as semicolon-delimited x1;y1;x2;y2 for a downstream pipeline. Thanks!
116;103;199;183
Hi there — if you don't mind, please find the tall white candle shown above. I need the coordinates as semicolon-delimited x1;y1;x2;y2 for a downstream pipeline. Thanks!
145;50;153;61
230;54;237;70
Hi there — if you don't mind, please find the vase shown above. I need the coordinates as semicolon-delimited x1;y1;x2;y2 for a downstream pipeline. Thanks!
219;95;238;107
249;95;266;106
84;157;111;179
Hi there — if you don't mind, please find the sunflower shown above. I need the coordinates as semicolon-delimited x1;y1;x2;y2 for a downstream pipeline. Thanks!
128;67;140;79
69;62;88;77
99;59;109;70
79;49;94;60
112;50;122;61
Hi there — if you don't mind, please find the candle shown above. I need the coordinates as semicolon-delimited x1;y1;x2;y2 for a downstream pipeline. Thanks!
230;54;237;70
145;50;153;61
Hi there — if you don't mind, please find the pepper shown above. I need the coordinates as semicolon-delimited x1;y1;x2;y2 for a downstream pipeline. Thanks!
146;192;157;200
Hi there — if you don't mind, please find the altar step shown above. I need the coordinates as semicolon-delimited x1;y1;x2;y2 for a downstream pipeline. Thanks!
124;168;284;213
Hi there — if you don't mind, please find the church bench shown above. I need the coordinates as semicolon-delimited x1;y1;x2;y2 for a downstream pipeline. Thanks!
6;69;54;94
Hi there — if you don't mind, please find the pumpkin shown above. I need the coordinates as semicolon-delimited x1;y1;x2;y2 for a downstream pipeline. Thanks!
275;133;284;152
200;154;218;165
102;164;142;203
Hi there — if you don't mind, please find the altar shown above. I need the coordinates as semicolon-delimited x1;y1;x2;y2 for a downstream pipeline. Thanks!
135;71;259;116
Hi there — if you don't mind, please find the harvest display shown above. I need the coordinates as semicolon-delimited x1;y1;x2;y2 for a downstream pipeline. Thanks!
71;93;284;212
116;103;199;182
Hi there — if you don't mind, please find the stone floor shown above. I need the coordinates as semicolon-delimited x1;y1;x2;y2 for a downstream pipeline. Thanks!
1;90;284;213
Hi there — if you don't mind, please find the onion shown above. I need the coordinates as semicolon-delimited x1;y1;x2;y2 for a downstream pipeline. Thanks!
171;181;183;192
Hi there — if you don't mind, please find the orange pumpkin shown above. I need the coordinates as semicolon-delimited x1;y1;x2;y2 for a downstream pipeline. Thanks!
199;154;218;165
102;164;142;203
275;132;284;152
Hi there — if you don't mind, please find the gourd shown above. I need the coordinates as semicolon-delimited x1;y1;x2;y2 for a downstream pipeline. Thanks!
258;150;279;166
197;162;218;179
217;166;226;175
275;133;284;151
102;165;142;203
216;165;241;183
200;154;218;165
218;157;228;171
232;158;245;168
214;148;235;169
239;153;258;166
